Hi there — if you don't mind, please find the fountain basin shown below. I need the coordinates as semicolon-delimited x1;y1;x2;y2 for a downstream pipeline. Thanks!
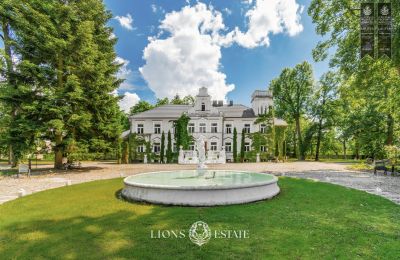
121;170;280;206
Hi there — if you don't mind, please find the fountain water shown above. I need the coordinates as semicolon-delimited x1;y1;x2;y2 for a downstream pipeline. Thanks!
197;135;207;169
122;137;280;206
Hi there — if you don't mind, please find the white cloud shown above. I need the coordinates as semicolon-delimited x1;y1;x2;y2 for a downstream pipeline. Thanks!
234;0;303;48
139;1;303;100
223;8;232;16
151;4;165;14
139;3;234;101
151;4;157;13
109;32;116;40
119;92;140;113
115;57;132;79
114;14;134;30
115;57;140;91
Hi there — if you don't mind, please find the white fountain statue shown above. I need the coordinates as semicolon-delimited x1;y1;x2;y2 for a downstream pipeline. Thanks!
197;136;207;170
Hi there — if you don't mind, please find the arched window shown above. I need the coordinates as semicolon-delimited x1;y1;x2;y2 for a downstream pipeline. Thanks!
201;102;205;111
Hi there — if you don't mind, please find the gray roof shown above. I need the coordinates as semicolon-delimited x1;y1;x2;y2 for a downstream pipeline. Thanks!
251;90;273;101
130;104;192;119
129;103;287;126
216;104;253;117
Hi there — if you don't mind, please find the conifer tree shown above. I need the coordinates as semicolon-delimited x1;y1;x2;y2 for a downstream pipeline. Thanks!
0;0;123;168
240;128;246;162
166;130;173;163
233;127;238;162
160;131;165;163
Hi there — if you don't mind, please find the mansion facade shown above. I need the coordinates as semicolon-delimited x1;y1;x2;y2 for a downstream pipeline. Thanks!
129;87;287;162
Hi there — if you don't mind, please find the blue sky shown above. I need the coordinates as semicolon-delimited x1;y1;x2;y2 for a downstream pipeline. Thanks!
105;0;330;110
1;0;330;111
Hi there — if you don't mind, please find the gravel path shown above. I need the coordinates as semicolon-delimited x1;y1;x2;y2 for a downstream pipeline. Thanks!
0;161;399;205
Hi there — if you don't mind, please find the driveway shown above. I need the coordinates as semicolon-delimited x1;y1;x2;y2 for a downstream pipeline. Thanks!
0;161;399;205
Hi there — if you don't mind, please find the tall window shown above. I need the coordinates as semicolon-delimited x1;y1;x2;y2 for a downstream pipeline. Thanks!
210;142;217;151
244;142;250;152
153;143;161;153
260;145;267;152
154;123;161;134
137;124;144;134
225;124;232;134
243;124;251;133
201;102;205;111
260;124;266;133
225;142;232;152
137;145;144;153
211;123;218;133
199;123;206;133
188;123;195;133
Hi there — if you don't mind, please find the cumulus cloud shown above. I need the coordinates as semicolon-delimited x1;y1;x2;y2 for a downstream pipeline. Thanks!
115;57;140;91
115;14;134;30
119;92;141;113
234;0;304;48
151;4;165;14
139;3;234;101
139;1;303;100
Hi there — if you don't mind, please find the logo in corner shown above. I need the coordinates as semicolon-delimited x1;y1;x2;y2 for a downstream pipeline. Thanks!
189;221;211;246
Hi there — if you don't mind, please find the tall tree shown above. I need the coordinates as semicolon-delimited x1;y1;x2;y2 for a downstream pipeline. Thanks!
160;131;165;163
0;4;23;166
233;127;238;162
0;0;123;168
240;128;246;162
166;130;172;163
312;72;339;161
271;61;314;160
309;0;400;157
130;100;154;116
255;108;275;154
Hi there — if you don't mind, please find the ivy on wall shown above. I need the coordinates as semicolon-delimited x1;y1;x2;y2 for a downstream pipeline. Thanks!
174;113;192;150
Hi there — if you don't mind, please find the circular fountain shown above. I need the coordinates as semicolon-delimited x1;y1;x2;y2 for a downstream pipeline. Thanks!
121;170;279;206
122;137;279;206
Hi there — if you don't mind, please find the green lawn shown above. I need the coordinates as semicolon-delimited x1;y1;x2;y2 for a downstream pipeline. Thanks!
0;178;399;259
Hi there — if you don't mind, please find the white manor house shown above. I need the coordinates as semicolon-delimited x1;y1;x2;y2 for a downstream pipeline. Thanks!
129;87;287;163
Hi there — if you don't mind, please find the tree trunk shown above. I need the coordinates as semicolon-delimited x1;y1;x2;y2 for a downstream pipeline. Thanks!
121;141;129;164
54;133;64;169
295;116;304;160
386;114;394;145
355;137;360;160
2;18;16;166
8;144;14;166
315;118;323;161
53;54;65;169
293;128;297;158
343;140;347;160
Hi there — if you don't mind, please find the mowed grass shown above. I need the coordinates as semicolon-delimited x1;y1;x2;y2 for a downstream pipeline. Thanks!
0;178;399;259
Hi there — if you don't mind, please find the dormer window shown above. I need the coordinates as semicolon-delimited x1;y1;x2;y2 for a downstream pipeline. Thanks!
201;102;205;111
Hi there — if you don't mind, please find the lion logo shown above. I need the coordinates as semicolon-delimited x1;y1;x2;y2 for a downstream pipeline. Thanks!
189;221;211;246
363;5;372;16
381;5;389;16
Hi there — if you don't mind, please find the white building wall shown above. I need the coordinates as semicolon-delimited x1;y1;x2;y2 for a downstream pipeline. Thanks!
128;88;282;162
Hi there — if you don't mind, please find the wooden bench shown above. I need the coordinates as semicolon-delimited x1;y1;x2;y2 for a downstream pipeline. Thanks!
18;164;30;178
373;160;390;175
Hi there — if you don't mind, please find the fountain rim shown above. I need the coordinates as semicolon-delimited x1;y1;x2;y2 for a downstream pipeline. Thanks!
123;170;278;190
